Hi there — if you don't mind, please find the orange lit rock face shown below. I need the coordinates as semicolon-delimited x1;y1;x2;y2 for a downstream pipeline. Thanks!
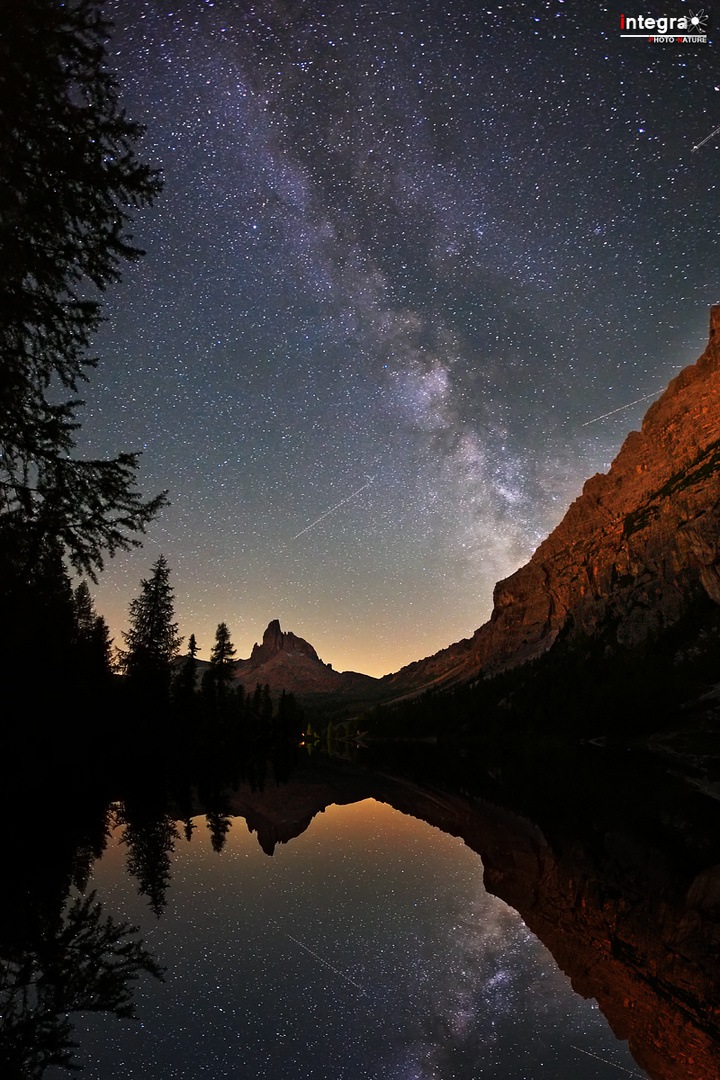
387;306;720;687
479;304;720;670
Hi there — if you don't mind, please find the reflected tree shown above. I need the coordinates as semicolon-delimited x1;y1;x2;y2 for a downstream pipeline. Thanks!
116;801;179;918
198;787;233;854
0;892;163;1079
206;807;233;854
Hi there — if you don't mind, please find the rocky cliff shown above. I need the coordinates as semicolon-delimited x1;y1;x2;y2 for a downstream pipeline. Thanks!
385;305;720;690
245;619;321;667
229;618;381;703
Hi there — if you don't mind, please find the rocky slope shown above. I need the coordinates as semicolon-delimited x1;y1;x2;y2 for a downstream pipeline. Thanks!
384;304;720;692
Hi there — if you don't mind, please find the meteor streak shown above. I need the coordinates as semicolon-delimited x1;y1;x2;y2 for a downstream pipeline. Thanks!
581;391;658;427
692;123;720;151
570;1044;645;1077
287;933;369;994
289;477;375;541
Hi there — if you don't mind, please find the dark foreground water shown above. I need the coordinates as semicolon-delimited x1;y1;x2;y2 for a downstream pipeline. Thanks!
46;797;646;1080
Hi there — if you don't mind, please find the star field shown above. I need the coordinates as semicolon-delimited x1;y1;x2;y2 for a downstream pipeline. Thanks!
83;0;720;674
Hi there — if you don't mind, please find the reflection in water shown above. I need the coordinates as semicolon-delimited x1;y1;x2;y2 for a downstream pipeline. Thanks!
410;895;558;1077
116;801;180;918
55;798;645;1080
3;743;719;1079
0;892;163;1079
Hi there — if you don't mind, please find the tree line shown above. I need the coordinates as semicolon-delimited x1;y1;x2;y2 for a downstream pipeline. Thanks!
118;553;305;748
1;544;304;762
0;2;303;762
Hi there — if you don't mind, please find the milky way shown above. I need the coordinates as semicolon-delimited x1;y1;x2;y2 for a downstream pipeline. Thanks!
84;0;720;674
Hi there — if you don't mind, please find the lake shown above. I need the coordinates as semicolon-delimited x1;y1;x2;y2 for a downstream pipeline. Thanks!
4;745;719;1079
48;796;647;1080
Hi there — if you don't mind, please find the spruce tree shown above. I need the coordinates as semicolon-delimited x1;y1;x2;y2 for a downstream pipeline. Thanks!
260;684;273;729
0;0;166;581
89;615;113;682
72;582;97;642
120;556;182;703
173;633;200;707
209;623;237;697
277;690;304;740
72;580;113;689
8;541;76;725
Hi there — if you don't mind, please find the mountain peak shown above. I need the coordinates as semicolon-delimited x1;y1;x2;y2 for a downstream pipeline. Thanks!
249;620;321;668
226;620;380;704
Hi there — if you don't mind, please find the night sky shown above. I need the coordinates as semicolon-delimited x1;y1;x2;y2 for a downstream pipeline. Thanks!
84;0;720;675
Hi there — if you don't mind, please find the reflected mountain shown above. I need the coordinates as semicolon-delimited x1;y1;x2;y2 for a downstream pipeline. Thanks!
218;749;720;1080
1;745;719;1079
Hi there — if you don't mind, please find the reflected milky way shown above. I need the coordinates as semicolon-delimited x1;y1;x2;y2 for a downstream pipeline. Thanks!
80;1;720;675
62;800;646;1079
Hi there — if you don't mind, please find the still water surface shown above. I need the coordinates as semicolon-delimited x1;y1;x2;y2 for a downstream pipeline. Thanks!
50;797;646;1079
